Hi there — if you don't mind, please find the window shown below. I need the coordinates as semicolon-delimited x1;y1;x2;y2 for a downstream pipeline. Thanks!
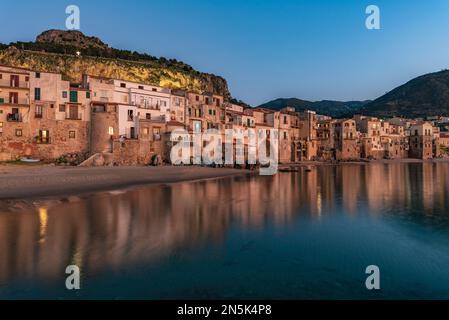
153;128;161;140
146;113;151;120
59;104;66;112
152;88;157;92
15;129;22;137
205;97;209;105
193;120;201;133
209;109;212;115
35;88;41;101
86;91;91;99
284;116;287;124
120;83;126;88
62;91;68;99
138;85;144;90
39;130;49;143
284;131;287;139
0;74;2;79
69;131;76;139
25;76;29;82
0;121;3;128
35;105;43;117
70;90;78;103
127;109;134;121
35;72;40;78
196;95;199;101
142;127;149;135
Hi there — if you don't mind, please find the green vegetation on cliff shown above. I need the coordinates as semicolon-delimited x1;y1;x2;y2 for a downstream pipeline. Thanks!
361;70;449;118
0;30;230;98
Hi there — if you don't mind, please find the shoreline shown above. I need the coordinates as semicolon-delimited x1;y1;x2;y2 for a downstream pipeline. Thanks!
0;165;252;201
1;158;448;201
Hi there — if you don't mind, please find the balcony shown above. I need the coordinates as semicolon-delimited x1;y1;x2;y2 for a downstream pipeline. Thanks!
132;101;161;110
0;79;29;89
66;113;82;120
0;97;30;105
7;113;22;122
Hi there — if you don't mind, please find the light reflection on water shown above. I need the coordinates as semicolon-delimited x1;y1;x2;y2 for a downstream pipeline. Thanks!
1;162;449;299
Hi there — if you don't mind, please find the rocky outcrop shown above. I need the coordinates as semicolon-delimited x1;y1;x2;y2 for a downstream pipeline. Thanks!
36;29;108;50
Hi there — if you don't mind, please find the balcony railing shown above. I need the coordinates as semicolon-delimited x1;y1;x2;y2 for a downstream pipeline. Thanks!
0;79;29;89
66;113;82;120
132;101;161;110
6;113;23;122
0;97;30;105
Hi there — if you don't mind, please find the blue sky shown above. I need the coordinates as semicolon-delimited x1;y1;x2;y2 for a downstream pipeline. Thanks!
3;0;449;105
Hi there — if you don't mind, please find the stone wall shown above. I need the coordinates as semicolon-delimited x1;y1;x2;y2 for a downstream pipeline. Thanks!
90;107;118;154
112;139;155;165
336;139;360;161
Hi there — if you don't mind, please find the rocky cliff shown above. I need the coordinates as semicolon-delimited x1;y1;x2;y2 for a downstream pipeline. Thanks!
0;30;230;98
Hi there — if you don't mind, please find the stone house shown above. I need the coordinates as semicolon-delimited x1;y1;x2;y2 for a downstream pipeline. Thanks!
334;119;360;160
409;122;434;159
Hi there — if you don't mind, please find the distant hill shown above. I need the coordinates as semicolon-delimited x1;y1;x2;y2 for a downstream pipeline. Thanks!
361;70;449;118
259;98;370;118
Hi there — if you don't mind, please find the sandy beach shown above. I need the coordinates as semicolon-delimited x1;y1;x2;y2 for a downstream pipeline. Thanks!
0;164;251;200
1;159;447;200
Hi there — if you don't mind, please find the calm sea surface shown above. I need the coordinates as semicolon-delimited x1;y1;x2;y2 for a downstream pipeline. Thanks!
1;162;449;299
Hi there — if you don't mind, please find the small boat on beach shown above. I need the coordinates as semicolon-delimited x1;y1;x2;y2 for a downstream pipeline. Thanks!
20;157;40;163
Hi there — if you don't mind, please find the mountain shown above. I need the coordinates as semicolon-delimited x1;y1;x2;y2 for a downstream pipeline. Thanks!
362;70;449;118
258;98;370;118
0;30;230;98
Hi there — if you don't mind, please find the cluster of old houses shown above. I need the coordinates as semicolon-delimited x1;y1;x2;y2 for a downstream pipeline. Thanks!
1;64;448;166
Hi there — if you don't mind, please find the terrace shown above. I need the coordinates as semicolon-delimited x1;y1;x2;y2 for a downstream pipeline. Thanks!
0;79;29;89
6;113;23;122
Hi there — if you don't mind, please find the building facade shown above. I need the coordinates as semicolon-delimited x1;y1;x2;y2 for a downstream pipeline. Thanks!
0;64;444;166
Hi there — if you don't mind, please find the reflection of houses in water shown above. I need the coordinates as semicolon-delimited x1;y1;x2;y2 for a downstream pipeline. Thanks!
1;162;449;283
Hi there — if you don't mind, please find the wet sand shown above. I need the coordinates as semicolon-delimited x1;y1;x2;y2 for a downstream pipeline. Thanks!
0;164;251;200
